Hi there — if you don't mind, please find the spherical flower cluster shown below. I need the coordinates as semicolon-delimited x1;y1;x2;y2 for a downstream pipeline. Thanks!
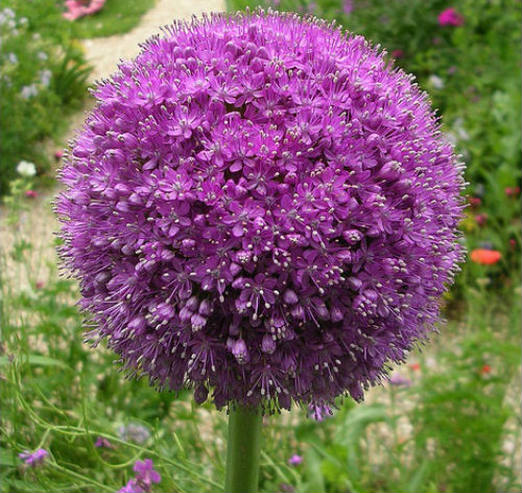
56;11;464;412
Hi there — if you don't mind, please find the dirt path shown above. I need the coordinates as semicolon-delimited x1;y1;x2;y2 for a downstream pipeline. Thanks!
84;0;225;83
1;0;225;287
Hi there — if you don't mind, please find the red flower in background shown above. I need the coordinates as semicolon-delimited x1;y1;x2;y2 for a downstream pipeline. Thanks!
470;249;501;265
25;190;38;199
409;363;421;371
438;8;464;27
468;196;481;208
474;213;488;227
480;364;492;374
505;186;520;197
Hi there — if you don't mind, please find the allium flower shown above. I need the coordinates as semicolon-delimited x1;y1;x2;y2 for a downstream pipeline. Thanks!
57;11;465;412
438;8;464;27
16;160;36;177
308;403;332;421
19;448;48;467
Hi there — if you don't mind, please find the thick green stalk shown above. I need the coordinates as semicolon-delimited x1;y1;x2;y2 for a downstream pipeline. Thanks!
224;405;263;493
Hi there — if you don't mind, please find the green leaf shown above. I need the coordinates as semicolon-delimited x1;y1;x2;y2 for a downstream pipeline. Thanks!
0;354;69;369
0;448;17;466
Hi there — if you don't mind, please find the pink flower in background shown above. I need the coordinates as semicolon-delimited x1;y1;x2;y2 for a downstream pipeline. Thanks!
468;196;482;208
63;0;105;21
343;0;354;15
391;49;403;58
288;454;303;466
505;186;520;197
54;150;63;161
438;8;464;27
474;213;488;227
25;190;38;199
389;373;411;387
36;280;45;289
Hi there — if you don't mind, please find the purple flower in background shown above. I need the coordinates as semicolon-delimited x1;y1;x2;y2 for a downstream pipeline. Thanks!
117;423;150;444
118;480;144;493
288;454;303;466
343;0;354;15
57;11;465;413
95;436;114;448
133;459;161;491
438;7;464;27
388;373;412;387
19;448;48;467
118;459;160;493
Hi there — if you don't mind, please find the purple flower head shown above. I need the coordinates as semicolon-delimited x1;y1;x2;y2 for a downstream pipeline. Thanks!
288;454;303;466
19;448;48;467
56;11;465;413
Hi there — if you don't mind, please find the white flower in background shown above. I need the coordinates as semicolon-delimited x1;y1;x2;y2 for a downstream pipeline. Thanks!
32;33;41;41
445;131;458;147
37;51;48;61
7;52;18;64
0;8;15;26
453;117;470;141
39;69;52;87
428;74;445;89
16;160;37;177
20;84;38;99
1;74;12;87
19;17;28;26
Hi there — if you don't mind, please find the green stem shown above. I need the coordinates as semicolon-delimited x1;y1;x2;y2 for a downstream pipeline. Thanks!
224;405;263;493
